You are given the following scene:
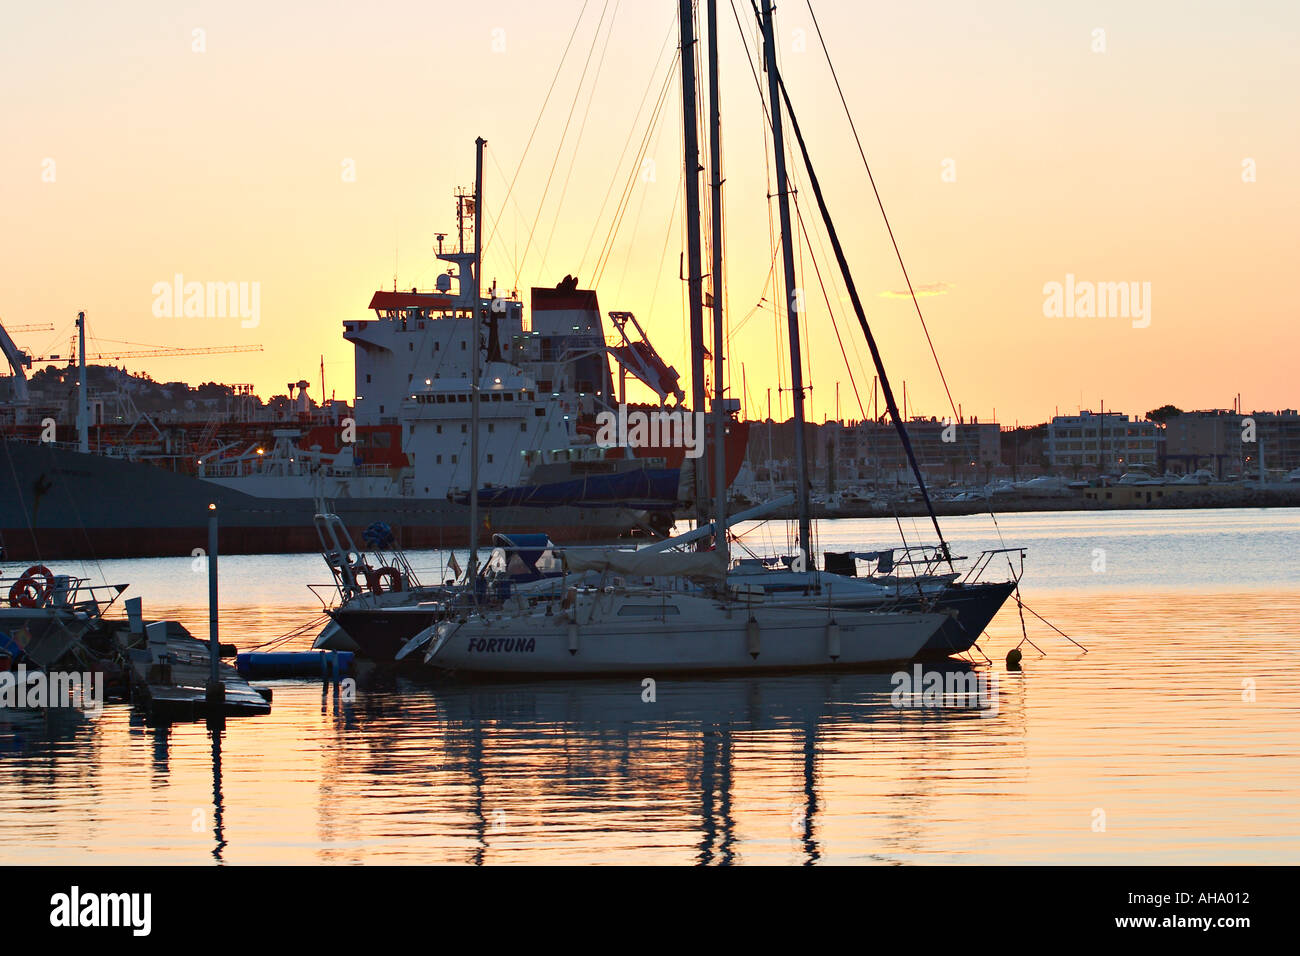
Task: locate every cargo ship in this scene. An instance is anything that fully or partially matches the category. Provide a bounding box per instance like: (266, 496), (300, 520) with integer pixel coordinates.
(0, 193), (748, 560)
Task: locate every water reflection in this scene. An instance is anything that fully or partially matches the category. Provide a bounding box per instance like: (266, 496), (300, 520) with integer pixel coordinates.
(3, 567), (1298, 864)
(307, 663), (1006, 865)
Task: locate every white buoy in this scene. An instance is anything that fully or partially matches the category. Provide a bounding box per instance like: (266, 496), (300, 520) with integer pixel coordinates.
(746, 617), (760, 659)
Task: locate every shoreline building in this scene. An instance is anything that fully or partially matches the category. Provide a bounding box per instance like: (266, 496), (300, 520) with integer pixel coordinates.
(1046, 411), (1158, 472)
(823, 417), (1001, 484)
(1163, 408), (1300, 478)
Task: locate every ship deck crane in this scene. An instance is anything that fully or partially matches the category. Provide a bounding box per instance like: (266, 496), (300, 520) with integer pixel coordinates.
(0, 318), (33, 407)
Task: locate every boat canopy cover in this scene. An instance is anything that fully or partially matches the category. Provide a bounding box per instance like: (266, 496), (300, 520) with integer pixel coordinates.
(563, 548), (727, 582)
(490, 533), (558, 577)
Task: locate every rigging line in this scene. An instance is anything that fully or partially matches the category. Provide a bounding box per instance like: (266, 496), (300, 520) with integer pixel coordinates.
(486, 148), (531, 283)
(577, 14), (678, 276)
(749, 0), (951, 566)
(792, 150), (875, 399)
(792, 196), (866, 424)
(513, 0), (613, 288)
(612, 103), (672, 304)
(591, 48), (678, 286)
(484, 0), (592, 259)
(729, 244), (780, 337)
(537, 0), (624, 279)
(644, 161), (684, 326)
(793, 193), (815, 419)
(804, 0), (959, 424)
(728, 0), (788, 421)
(592, 48), (680, 288)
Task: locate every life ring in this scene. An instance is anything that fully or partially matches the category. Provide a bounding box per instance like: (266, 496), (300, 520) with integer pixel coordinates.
(8, 565), (53, 608)
(363, 566), (402, 595)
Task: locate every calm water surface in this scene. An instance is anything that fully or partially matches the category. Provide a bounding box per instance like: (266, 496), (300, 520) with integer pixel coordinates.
(1, 508), (1297, 864)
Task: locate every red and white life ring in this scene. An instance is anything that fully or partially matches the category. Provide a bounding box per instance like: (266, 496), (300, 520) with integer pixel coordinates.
(8, 565), (54, 608)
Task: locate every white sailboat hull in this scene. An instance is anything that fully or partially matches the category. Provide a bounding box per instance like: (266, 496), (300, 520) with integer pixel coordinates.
(420, 595), (945, 675)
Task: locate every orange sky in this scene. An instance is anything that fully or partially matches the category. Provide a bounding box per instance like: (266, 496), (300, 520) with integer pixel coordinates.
(2, 0), (1296, 426)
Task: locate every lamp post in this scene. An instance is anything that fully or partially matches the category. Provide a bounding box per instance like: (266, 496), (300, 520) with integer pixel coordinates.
(206, 502), (223, 710)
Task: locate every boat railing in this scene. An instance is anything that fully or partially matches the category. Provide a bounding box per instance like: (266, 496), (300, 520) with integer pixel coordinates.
(311, 512), (425, 607)
(0, 571), (127, 617)
(958, 548), (1027, 585)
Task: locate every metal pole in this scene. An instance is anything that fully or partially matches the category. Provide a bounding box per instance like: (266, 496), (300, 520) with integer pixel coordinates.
(468, 137), (485, 586)
(679, 0), (708, 530)
(706, 0), (727, 565)
(760, 0), (811, 566)
(206, 502), (223, 704)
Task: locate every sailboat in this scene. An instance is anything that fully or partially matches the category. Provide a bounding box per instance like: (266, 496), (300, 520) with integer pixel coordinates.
(395, 0), (950, 675)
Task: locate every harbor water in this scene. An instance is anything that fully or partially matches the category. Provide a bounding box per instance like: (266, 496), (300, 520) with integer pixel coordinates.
(1, 508), (1297, 864)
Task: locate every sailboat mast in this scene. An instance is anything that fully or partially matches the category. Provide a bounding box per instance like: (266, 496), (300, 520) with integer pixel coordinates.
(468, 136), (486, 584)
(706, 0), (727, 564)
(679, 0), (709, 531)
(760, 0), (811, 567)
(76, 310), (89, 453)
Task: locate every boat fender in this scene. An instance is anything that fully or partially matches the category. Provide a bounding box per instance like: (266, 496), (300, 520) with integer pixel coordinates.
(746, 617), (760, 659)
(826, 621), (840, 661)
(1006, 647), (1023, 671)
(567, 622), (578, 656)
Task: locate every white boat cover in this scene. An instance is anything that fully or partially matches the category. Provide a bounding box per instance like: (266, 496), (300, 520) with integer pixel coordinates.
(563, 548), (728, 582)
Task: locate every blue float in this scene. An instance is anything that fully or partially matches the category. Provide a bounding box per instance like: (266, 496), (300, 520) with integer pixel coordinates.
(235, 650), (354, 679)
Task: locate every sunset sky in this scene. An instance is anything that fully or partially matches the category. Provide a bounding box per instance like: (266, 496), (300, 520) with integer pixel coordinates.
(2, 0), (1296, 427)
